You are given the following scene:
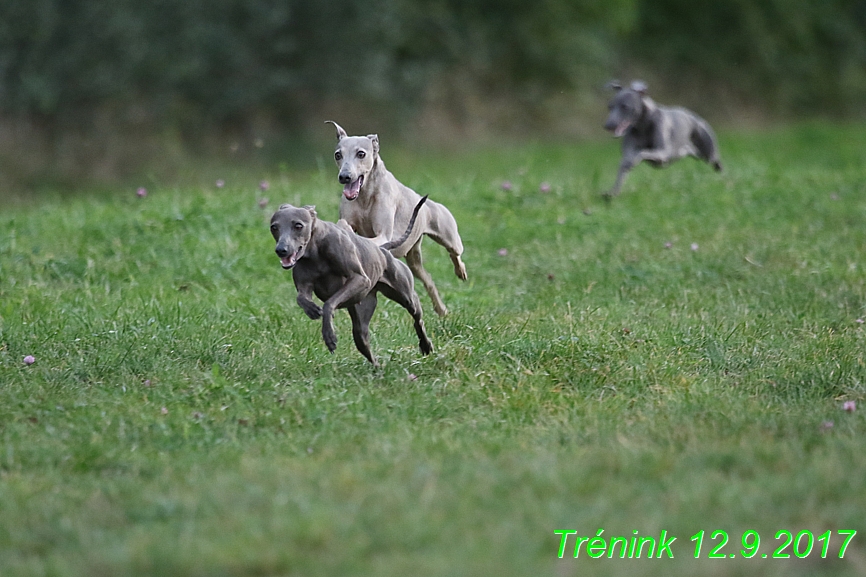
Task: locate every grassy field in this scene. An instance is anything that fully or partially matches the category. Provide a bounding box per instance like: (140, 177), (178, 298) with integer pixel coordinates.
(1, 122), (865, 576)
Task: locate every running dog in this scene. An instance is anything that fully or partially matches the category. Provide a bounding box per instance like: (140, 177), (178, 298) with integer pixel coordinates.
(326, 120), (467, 317)
(604, 80), (722, 197)
(270, 196), (432, 365)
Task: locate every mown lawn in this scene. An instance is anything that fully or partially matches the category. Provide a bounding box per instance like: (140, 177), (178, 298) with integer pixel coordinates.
(1, 122), (865, 576)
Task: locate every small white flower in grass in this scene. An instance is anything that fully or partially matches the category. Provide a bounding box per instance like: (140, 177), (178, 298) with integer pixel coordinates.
(539, 181), (551, 193)
(259, 180), (270, 192)
(500, 180), (513, 191)
(160, 407), (168, 415)
(843, 401), (856, 413)
(690, 242), (699, 251)
(216, 179), (225, 188)
(23, 355), (35, 365)
(820, 420), (834, 431)
(254, 138), (264, 149)
(258, 198), (269, 209)
(856, 319), (864, 324)
(664, 242), (673, 249)
(136, 187), (147, 198)
(498, 248), (508, 256)
(408, 373), (418, 381)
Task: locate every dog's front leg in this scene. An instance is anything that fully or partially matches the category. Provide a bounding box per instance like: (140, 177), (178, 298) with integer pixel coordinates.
(320, 275), (372, 353)
(296, 283), (322, 319)
(607, 155), (639, 197)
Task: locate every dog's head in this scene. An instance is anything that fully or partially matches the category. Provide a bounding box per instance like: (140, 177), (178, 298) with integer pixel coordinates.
(270, 204), (317, 269)
(604, 80), (648, 137)
(326, 121), (379, 201)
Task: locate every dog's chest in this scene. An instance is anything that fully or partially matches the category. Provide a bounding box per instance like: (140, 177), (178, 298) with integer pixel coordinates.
(339, 202), (377, 237)
(628, 121), (656, 150)
(295, 261), (343, 300)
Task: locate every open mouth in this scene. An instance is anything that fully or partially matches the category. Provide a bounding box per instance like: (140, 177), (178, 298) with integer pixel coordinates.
(280, 249), (301, 269)
(343, 175), (363, 200)
(614, 120), (631, 137)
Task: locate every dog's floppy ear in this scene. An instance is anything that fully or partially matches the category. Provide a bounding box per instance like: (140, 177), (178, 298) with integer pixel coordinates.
(631, 80), (648, 95)
(278, 203), (292, 210)
(303, 205), (317, 221)
(607, 80), (622, 92)
(324, 120), (347, 141)
(367, 134), (379, 156)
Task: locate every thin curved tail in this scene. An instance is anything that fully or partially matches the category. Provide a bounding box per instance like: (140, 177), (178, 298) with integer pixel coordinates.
(381, 195), (428, 252)
(692, 121), (721, 169)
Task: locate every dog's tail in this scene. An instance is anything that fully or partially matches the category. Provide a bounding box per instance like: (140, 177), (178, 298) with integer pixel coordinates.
(692, 121), (722, 171)
(381, 195), (428, 252)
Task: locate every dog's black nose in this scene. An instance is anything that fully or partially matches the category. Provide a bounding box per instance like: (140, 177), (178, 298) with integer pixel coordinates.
(275, 245), (288, 258)
(339, 172), (351, 184)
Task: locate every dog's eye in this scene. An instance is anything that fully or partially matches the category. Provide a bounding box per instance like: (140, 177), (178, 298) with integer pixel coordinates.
(357, 150), (366, 159)
(293, 222), (303, 230)
(335, 151), (342, 161)
(270, 224), (278, 233)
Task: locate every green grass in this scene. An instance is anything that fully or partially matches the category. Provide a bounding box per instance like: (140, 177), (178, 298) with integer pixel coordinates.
(1, 122), (865, 576)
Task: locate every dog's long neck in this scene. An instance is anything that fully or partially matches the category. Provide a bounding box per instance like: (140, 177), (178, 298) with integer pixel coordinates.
(302, 216), (322, 260)
(637, 96), (658, 128)
(362, 155), (388, 198)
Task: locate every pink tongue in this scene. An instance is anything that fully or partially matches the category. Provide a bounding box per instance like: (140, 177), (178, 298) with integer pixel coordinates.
(615, 121), (630, 137)
(343, 176), (362, 199)
(280, 252), (298, 268)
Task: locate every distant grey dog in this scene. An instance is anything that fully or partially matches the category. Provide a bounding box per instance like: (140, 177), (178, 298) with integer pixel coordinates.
(270, 195), (432, 365)
(604, 81), (722, 197)
(326, 121), (467, 317)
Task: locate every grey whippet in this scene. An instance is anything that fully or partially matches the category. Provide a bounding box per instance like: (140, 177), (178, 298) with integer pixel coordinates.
(326, 121), (467, 317)
(604, 81), (722, 197)
(271, 195), (432, 365)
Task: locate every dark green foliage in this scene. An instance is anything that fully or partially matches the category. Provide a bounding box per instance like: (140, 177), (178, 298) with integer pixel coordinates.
(631, 0), (866, 113)
(3, 0), (865, 128)
(0, 0), (635, 125)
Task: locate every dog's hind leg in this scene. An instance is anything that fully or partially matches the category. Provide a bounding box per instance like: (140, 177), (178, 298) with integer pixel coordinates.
(426, 208), (468, 281)
(379, 268), (433, 355)
(406, 240), (448, 317)
(428, 234), (467, 281)
(348, 293), (379, 365)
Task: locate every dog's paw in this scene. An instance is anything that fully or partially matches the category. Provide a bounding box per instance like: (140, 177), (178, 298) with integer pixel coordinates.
(303, 304), (323, 320)
(455, 262), (467, 281)
(322, 326), (338, 352)
(419, 337), (433, 356)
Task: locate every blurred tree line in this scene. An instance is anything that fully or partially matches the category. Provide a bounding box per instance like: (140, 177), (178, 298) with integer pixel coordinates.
(0, 0), (633, 125)
(1, 0), (865, 184)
